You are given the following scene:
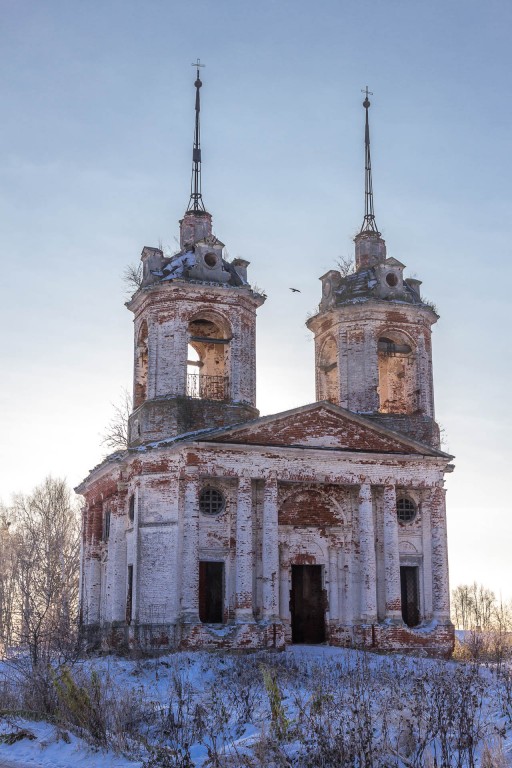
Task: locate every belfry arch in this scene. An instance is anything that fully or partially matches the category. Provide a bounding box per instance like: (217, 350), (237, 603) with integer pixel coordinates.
(318, 335), (339, 404)
(377, 329), (418, 414)
(187, 311), (232, 401)
(134, 320), (148, 409)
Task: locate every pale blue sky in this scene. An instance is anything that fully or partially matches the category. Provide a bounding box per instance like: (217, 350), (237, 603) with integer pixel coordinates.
(1, 0), (511, 597)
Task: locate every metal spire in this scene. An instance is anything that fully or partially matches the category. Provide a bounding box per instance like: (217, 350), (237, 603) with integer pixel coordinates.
(359, 86), (380, 235)
(187, 59), (206, 213)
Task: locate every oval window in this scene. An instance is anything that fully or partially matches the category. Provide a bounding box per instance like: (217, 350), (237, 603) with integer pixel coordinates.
(204, 252), (217, 269)
(386, 272), (399, 287)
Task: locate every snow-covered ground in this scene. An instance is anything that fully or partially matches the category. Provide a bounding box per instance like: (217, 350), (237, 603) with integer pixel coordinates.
(0, 645), (511, 767)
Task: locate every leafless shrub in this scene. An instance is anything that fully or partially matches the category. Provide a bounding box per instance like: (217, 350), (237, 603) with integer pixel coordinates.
(336, 255), (355, 278)
(481, 734), (508, 768)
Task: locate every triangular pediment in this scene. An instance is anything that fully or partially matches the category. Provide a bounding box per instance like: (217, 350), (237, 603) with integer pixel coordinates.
(198, 402), (447, 457)
(385, 257), (405, 268)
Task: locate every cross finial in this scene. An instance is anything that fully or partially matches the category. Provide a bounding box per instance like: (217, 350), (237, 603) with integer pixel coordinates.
(192, 58), (205, 80)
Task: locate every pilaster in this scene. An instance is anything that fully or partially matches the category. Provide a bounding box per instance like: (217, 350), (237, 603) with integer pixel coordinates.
(328, 546), (340, 620)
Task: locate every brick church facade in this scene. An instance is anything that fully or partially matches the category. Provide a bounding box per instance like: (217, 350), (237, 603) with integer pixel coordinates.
(76, 75), (455, 657)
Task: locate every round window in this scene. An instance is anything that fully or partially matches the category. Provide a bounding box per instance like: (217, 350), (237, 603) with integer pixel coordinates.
(204, 252), (217, 269)
(199, 487), (225, 515)
(397, 497), (417, 523)
(386, 272), (399, 287)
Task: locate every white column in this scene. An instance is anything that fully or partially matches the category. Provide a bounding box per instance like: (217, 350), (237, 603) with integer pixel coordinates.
(104, 503), (118, 623)
(421, 493), (433, 619)
(328, 547), (339, 620)
(84, 553), (101, 624)
(336, 550), (345, 623)
(358, 483), (378, 622)
(262, 475), (279, 620)
(235, 476), (254, 621)
(383, 484), (402, 621)
(180, 468), (200, 623)
(430, 485), (451, 621)
(279, 543), (290, 620)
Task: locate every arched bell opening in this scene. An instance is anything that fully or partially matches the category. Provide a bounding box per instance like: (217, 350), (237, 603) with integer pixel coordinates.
(186, 313), (231, 401)
(134, 321), (148, 409)
(318, 335), (339, 404)
(377, 330), (418, 414)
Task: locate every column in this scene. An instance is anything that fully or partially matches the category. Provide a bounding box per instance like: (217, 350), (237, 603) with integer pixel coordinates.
(358, 483), (378, 623)
(383, 484), (402, 621)
(279, 543), (290, 620)
(430, 485), (451, 621)
(421, 492), (433, 619)
(180, 468), (200, 623)
(262, 475), (279, 620)
(84, 504), (102, 624)
(328, 546), (339, 620)
(337, 549), (346, 623)
(84, 553), (101, 625)
(235, 476), (254, 621)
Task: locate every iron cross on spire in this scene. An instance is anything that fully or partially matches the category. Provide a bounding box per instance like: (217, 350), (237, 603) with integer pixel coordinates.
(187, 59), (206, 213)
(359, 85), (380, 235)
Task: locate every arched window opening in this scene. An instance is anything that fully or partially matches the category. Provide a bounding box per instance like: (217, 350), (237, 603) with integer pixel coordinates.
(134, 322), (148, 409)
(102, 508), (111, 542)
(186, 315), (230, 401)
(377, 331), (417, 414)
(318, 336), (338, 404)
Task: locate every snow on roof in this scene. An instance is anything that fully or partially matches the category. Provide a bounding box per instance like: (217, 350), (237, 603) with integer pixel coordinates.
(161, 250), (196, 281)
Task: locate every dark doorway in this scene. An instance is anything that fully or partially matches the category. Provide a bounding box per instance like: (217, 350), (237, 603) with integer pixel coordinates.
(290, 565), (326, 643)
(400, 566), (420, 627)
(199, 561), (224, 623)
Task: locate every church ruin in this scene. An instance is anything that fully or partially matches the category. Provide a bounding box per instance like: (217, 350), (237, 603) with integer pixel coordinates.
(76, 71), (455, 657)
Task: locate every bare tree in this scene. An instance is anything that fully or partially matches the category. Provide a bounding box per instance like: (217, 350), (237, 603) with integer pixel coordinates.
(123, 262), (143, 295)
(0, 505), (18, 650)
(101, 387), (132, 452)
(7, 477), (81, 666)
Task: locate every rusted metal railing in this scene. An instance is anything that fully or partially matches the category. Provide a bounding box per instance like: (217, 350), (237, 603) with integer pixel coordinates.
(186, 373), (229, 401)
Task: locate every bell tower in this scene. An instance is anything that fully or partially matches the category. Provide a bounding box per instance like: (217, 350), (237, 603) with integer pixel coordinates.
(307, 89), (440, 447)
(127, 62), (265, 447)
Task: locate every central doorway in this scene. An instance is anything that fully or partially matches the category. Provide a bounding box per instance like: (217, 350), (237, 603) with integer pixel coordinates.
(199, 561), (224, 623)
(290, 564), (326, 643)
